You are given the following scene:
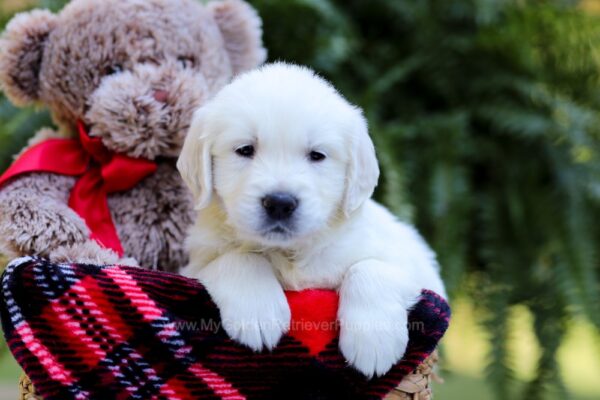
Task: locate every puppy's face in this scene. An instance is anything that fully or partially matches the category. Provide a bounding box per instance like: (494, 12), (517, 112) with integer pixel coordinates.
(178, 64), (380, 248)
(210, 105), (349, 246)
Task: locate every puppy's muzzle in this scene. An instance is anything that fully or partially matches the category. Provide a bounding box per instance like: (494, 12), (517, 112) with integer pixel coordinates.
(262, 192), (298, 221)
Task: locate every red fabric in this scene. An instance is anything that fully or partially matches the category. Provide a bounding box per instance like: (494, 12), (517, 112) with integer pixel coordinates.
(286, 290), (339, 355)
(0, 122), (156, 256)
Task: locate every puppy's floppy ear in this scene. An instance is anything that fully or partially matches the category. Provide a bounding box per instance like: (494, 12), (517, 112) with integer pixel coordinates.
(208, 0), (267, 75)
(0, 9), (57, 105)
(343, 110), (380, 216)
(177, 109), (213, 210)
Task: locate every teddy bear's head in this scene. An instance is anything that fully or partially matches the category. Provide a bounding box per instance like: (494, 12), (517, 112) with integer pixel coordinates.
(0, 0), (266, 159)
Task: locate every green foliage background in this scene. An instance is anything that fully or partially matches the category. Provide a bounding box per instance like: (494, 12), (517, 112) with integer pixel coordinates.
(1, 0), (600, 398)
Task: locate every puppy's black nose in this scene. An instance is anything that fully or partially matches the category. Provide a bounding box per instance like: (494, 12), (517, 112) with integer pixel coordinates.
(262, 193), (298, 220)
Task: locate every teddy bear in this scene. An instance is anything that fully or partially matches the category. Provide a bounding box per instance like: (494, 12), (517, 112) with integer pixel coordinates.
(0, 0), (266, 272)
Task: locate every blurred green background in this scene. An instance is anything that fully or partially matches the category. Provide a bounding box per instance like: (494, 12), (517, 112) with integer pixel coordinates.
(1, 0), (600, 399)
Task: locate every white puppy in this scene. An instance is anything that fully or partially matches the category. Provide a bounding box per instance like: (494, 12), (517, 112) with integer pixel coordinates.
(177, 63), (446, 378)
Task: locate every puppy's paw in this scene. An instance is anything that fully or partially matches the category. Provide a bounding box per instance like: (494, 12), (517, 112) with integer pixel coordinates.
(220, 291), (291, 351)
(192, 252), (291, 352)
(339, 303), (409, 378)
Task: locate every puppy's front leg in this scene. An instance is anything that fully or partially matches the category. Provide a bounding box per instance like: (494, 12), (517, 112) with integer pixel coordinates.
(338, 260), (421, 378)
(184, 252), (290, 351)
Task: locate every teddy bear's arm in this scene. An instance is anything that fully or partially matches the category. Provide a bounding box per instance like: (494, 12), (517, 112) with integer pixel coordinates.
(0, 172), (88, 258)
(0, 170), (126, 265)
(0, 127), (88, 257)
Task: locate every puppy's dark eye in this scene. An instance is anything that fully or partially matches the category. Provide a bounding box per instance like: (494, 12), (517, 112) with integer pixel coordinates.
(309, 151), (326, 162)
(104, 64), (123, 76)
(235, 145), (255, 158)
(178, 56), (196, 69)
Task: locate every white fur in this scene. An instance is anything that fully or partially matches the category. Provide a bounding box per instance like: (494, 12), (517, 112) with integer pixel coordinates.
(178, 63), (446, 378)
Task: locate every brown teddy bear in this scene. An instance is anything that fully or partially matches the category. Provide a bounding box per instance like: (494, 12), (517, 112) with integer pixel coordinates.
(0, 0), (266, 272)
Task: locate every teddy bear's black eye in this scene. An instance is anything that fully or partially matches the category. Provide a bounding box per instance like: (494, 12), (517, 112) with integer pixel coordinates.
(309, 151), (326, 162)
(104, 64), (123, 76)
(177, 56), (196, 69)
(235, 145), (255, 158)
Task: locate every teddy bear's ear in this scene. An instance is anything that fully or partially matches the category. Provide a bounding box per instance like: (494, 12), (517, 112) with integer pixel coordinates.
(208, 0), (267, 75)
(0, 9), (58, 106)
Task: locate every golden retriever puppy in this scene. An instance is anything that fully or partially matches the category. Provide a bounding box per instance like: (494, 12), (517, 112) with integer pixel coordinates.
(178, 63), (446, 377)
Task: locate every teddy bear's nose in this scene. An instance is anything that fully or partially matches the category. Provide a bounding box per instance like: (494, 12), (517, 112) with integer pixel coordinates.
(152, 90), (169, 103)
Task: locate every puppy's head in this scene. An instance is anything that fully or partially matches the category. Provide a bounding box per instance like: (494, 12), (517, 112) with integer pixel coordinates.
(178, 63), (379, 247)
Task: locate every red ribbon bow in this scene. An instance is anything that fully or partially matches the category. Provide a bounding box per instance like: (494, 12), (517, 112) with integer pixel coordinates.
(0, 122), (157, 256)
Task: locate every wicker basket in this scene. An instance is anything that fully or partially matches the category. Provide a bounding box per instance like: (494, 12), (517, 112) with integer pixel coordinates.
(384, 351), (440, 400)
(19, 351), (440, 399)
(19, 373), (41, 400)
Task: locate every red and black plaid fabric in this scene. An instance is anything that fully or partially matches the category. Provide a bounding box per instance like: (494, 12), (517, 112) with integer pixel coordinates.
(0, 257), (450, 400)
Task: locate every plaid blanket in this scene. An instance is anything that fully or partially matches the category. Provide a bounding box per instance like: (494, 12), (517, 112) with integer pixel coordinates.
(0, 257), (450, 400)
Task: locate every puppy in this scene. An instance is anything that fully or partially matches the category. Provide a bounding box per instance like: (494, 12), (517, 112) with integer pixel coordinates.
(177, 63), (446, 377)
